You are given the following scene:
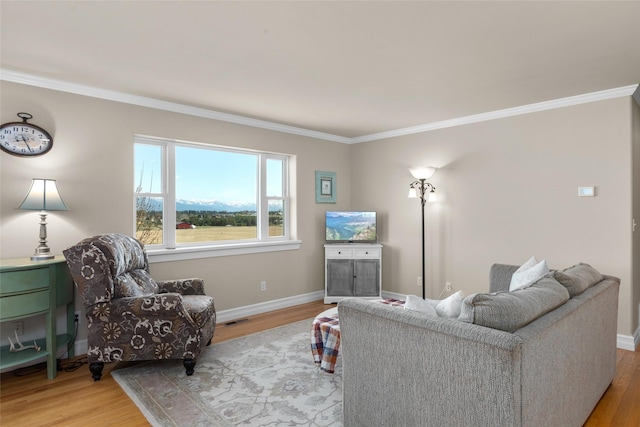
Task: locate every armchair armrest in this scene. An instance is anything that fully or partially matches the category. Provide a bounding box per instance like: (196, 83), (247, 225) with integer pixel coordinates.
(157, 278), (205, 295)
(92, 293), (198, 328)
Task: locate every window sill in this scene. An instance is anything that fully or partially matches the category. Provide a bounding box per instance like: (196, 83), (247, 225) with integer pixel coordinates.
(147, 240), (302, 263)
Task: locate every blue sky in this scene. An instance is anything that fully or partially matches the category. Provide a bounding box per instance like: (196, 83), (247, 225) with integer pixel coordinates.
(134, 143), (282, 203)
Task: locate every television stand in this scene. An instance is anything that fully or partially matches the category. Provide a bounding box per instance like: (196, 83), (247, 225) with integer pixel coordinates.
(324, 243), (382, 304)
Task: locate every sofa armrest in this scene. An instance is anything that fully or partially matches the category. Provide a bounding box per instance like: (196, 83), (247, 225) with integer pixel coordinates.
(489, 263), (519, 292)
(157, 278), (205, 295)
(338, 298), (524, 427)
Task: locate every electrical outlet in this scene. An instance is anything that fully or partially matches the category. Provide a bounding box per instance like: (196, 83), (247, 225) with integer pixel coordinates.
(75, 311), (82, 327)
(417, 276), (422, 287)
(260, 281), (267, 291)
(12, 321), (24, 336)
(445, 282), (452, 292)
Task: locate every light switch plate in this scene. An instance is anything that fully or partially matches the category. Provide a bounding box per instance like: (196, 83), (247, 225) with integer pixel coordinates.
(578, 187), (595, 197)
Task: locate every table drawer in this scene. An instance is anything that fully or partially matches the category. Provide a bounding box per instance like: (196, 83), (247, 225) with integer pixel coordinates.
(326, 248), (354, 258)
(0, 268), (49, 295)
(0, 289), (50, 319)
(354, 248), (381, 258)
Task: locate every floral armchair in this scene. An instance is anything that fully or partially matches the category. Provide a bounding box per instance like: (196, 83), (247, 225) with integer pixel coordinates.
(63, 233), (216, 381)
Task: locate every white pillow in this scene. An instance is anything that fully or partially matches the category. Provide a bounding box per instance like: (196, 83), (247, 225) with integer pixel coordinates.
(404, 295), (437, 316)
(435, 290), (465, 318)
(509, 258), (549, 291)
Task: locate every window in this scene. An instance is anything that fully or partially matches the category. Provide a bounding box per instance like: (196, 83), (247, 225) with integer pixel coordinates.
(134, 135), (297, 261)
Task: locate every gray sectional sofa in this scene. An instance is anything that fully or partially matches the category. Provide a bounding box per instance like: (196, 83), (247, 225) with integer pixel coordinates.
(338, 263), (620, 427)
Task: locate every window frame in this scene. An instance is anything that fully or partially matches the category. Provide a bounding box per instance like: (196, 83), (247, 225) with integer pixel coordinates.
(134, 135), (300, 263)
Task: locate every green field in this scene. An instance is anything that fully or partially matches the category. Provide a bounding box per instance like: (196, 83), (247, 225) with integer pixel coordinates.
(137, 225), (283, 245)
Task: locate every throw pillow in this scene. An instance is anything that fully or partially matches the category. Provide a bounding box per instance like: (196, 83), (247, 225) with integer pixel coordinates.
(459, 275), (570, 332)
(435, 290), (465, 318)
(554, 263), (604, 297)
(404, 295), (437, 316)
(509, 258), (549, 291)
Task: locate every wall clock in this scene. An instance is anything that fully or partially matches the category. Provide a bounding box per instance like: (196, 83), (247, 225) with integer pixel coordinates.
(1, 112), (53, 157)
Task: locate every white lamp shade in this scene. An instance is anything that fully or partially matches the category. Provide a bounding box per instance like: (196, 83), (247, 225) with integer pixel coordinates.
(408, 187), (418, 198)
(409, 166), (437, 180)
(427, 190), (437, 203)
(19, 179), (69, 211)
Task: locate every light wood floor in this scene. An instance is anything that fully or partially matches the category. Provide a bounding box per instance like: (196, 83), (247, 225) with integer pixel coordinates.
(1, 299), (638, 427)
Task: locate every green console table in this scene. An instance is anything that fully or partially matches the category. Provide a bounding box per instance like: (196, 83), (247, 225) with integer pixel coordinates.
(0, 256), (75, 379)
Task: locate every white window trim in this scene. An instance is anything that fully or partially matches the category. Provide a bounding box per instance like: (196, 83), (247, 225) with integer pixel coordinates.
(134, 134), (297, 260)
(147, 239), (302, 263)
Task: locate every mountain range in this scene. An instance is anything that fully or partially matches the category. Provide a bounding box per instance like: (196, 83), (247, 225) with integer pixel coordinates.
(142, 198), (257, 212)
(176, 199), (256, 212)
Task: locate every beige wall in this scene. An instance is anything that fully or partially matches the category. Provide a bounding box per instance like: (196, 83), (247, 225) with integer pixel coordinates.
(0, 82), (352, 346)
(351, 97), (637, 336)
(1, 81), (637, 345)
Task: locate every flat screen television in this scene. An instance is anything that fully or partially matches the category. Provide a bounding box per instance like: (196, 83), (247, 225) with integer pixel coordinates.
(325, 211), (377, 243)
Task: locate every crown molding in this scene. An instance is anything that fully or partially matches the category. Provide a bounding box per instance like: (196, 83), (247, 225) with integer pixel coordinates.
(2, 69), (637, 144)
(350, 84), (639, 143)
(0, 69), (351, 144)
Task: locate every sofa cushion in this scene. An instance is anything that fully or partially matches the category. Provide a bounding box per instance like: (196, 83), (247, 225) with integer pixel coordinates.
(509, 257), (549, 291)
(459, 275), (570, 332)
(554, 263), (604, 297)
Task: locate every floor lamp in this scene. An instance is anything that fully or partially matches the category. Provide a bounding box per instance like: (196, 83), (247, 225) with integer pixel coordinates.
(408, 167), (437, 299)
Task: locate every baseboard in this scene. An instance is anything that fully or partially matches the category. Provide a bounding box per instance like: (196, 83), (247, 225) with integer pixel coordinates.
(65, 292), (325, 359)
(617, 334), (636, 351)
(215, 290), (325, 324)
(67, 291), (640, 358)
(74, 338), (88, 356)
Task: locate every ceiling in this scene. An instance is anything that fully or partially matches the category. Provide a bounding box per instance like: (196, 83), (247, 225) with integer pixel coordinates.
(1, 1), (639, 141)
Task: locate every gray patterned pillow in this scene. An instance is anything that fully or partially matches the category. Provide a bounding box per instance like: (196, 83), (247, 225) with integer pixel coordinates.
(459, 275), (570, 332)
(553, 263), (603, 297)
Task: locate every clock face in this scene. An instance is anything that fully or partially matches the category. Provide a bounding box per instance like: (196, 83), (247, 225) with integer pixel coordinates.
(0, 122), (53, 157)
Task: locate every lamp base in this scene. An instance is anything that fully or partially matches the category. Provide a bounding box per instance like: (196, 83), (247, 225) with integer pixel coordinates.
(30, 253), (55, 261)
(31, 245), (54, 261)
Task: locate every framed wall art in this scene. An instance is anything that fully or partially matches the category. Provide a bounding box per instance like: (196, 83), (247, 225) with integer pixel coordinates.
(315, 171), (336, 204)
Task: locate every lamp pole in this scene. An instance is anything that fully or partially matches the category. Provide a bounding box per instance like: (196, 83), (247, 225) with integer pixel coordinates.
(409, 178), (436, 299)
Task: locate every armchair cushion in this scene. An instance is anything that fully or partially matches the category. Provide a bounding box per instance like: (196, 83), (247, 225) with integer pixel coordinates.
(114, 269), (159, 298)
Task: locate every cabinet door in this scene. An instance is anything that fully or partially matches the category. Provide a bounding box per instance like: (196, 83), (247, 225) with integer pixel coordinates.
(326, 259), (354, 296)
(353, 259), (379, 296)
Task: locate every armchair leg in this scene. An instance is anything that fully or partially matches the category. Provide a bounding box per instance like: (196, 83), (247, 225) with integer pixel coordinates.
(89, 362), (104, 381)
(183, 358), (196, 376)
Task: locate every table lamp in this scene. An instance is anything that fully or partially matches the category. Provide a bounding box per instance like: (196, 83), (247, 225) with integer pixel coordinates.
(19, 178), (69, 260)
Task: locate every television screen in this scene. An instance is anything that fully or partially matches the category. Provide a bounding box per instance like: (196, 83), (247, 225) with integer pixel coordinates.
(325, 211), (377, 243)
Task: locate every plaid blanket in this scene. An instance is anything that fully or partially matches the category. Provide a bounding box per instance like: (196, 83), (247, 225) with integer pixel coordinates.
(310, 298), (405, 373)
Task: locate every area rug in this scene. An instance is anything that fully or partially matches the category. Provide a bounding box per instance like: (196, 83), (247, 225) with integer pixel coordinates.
(112, 319), (342, 427)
